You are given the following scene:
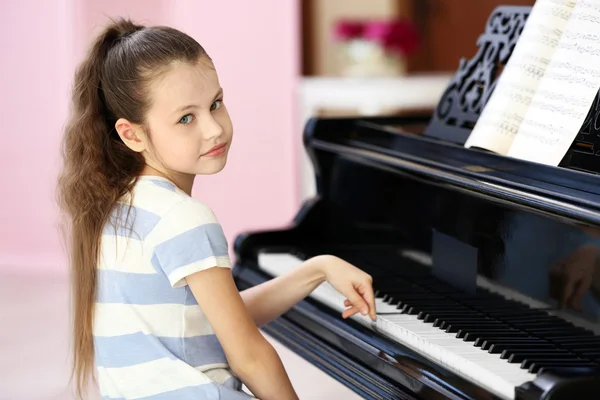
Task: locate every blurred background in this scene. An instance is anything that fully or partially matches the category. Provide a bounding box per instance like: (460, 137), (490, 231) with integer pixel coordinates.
(0, 0), (533, 398)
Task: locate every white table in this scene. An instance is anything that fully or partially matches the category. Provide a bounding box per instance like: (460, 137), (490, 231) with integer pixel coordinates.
(297, 74), (453, 201)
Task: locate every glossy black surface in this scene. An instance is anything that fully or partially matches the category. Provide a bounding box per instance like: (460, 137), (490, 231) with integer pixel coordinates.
(306, 115), (600, 332)
(233, 114), (600, 399)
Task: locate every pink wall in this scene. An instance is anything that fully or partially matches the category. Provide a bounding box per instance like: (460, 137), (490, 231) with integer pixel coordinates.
(0, 0), (73, 271)
(0, 0), (301, 273)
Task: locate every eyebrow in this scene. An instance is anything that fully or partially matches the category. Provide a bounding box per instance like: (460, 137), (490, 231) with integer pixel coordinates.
(174, 88), (224, 114)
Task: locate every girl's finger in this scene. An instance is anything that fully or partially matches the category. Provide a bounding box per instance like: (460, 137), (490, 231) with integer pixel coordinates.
(345, 288), (368, 316)
(342, 306), (360, 319)
(357, 281), (377, 320)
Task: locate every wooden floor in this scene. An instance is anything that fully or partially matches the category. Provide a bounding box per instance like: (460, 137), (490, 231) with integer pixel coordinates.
(0, 271), (363, 400)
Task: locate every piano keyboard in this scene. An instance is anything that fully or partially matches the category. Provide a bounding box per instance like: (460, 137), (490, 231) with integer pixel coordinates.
(257, 252), (600, 400)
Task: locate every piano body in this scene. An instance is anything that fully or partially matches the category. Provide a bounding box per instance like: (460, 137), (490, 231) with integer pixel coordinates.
(232, 6), (600, 400)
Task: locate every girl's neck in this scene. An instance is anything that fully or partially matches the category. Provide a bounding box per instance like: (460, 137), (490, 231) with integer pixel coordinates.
(140, 165), (195, 195)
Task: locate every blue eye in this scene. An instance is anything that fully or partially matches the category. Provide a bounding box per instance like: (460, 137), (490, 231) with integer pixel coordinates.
(211, 99), (223, 111)
(179, 114), (193, 124)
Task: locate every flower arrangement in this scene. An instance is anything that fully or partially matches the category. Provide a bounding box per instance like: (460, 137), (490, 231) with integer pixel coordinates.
(333, 19), (421, 77)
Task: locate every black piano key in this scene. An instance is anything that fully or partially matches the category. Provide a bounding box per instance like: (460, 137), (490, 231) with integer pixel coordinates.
(462, 331), (529, 342)
(525, 359), (598, 368)
(385, 295), (447, 303)
(579, 352), (600, 361)
(520, 328), (587, 336)
(485, 339), (552, 348)
(403, 306), (419, 315)
(380, 294), (393, 302)
(445, 318), (510, 328)
(439, 319), (514, 332)
(537, 366), (600, 376)
(408, 305), (470, 314)
(544, 333), (597, 341)
(515, 327), (580, 334)
(548, 336), (600, 344)
(454, 325), (516, 336)
(421, 306), (470, 314)
(506, 351), (571, 363)
(433, 319), (503, 329)
(456, 326), (515, 336)
(557, 343), (600, 352)
(434, 318), (495, 329)
(485, 310), (549, 318)
(418, 310), (481, 320)
(479, 338), (543, 350)
(389, 300), (458, 310)
(456, 328), (513, 339)
(508, 320), (579, 328)
(424, 313), (481, 323)
(490, 343), (555, 354)
(527, 360), (599, 374)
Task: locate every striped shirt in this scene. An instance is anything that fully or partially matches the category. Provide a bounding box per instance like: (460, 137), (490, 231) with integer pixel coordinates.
(94, 175), (254, 400)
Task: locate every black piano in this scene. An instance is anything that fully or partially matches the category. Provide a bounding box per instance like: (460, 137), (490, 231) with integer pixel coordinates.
(232, 6), (600, 399)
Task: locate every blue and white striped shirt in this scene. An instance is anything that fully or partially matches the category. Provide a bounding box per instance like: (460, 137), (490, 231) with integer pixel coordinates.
(94, 175), (253, 400)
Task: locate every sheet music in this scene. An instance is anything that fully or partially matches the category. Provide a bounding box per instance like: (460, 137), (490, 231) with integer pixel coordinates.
(464, 0), (575, 155)
(508, 0), (600, 165)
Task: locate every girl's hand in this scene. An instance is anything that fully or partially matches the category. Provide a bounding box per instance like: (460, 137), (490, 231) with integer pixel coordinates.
(315, 255), (377, 321)
(549, 244), (598, 311)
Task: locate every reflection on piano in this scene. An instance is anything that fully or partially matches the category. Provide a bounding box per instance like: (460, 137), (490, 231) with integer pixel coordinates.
(232, 5), (600, 400)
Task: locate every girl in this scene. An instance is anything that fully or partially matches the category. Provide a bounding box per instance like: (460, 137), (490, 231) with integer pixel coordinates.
(57, 18), (377, 400)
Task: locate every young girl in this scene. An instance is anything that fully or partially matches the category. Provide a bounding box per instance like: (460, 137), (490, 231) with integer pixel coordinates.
(57, 18), (377, 400)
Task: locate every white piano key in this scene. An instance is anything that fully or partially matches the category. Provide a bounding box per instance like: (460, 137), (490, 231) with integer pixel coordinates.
(257, 252), (539, 400)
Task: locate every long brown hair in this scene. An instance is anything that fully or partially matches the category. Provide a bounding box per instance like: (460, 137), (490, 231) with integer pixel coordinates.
(56, 18), (207, 398)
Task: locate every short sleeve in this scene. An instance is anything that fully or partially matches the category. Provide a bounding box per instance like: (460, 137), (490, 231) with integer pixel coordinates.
(149, 197), (231, 288)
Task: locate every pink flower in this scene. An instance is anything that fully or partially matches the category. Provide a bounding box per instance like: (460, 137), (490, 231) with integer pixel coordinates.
(333, 20), (365, 41)
(363, 19), (420, 56)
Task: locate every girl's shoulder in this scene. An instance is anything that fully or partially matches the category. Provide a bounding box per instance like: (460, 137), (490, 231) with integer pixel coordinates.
(131, 175), (218, 221)
(131, 177), (229, 288)
(130, 175), (223, 235)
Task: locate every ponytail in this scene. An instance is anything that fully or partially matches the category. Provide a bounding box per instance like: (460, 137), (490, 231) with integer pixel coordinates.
(57, 19), (145, 398)
(56, 18), (207, 398)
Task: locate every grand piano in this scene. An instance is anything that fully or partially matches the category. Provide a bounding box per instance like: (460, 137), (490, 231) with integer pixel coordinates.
(232, 6), (600, 399)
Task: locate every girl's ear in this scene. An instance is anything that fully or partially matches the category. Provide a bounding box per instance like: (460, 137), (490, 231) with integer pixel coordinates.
(115, 118), (147, 152)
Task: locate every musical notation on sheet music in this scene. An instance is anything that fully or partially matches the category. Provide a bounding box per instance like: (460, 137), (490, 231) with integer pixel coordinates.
(464, 0), (575, 155)
(508, 0), (600, 164)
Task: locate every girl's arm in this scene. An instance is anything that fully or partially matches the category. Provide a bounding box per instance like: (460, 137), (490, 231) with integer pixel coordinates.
(187, 267), (298, 400)
(240, 255), (376, 327)
(152, 199), (298, 398)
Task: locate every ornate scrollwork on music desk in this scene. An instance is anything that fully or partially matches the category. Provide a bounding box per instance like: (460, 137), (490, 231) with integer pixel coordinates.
(559, 90), (600, 173)
(424, 6), (531, 144)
